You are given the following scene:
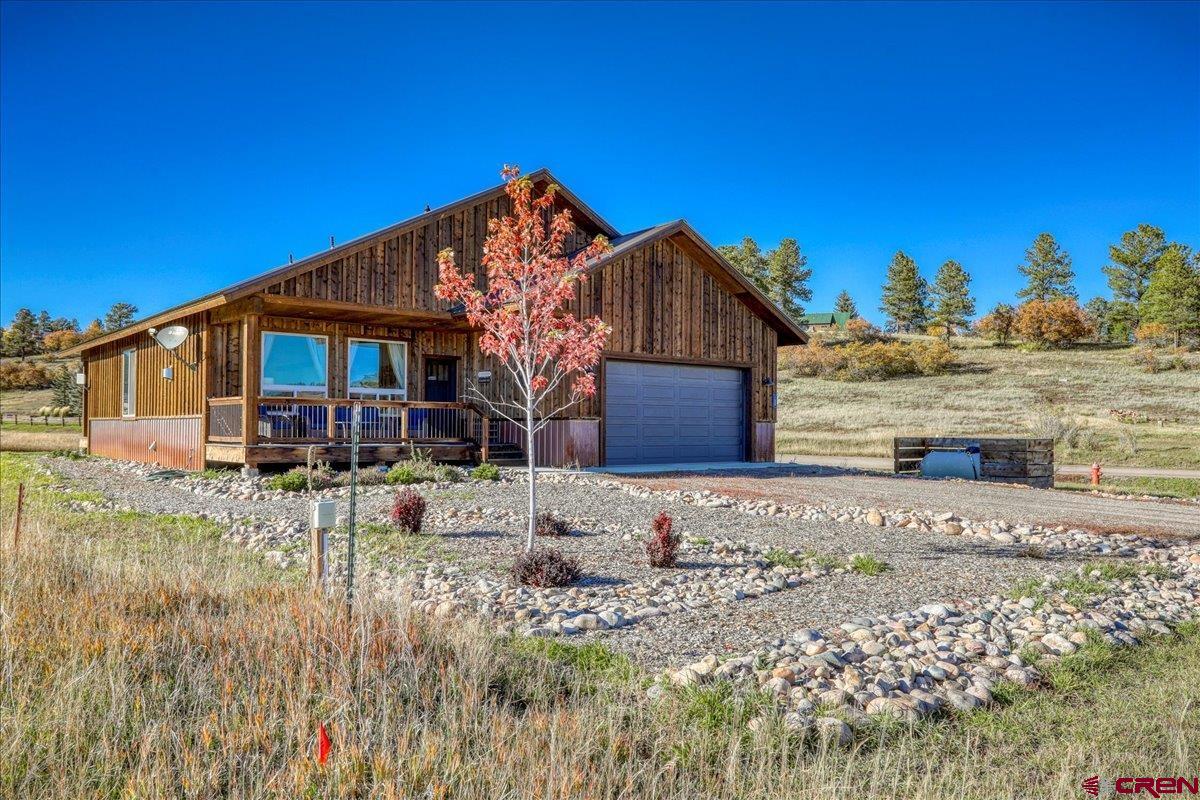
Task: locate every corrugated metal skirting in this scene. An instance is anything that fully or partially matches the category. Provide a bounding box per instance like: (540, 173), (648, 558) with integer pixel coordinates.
(89, 417), (203, 470)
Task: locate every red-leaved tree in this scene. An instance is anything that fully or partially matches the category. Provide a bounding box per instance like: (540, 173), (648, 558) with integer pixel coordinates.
(435, 165), (611, 551)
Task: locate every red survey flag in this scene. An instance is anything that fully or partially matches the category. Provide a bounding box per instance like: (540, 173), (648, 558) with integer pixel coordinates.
(317, 723), (331, 765)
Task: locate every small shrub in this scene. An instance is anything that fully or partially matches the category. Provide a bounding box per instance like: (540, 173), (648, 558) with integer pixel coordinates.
(1013, 299), (1093, 348)
(1134, 322), (1170, 348)
(849, 554), (890, 576)
(335, 467), (388, 487)
(645, 511), (680, 568)
(1117, 425), (1139, 457)
(386, 465), (419, 485)
(390, 488), (427, 534)
(783, 338), (956, 382)
(1073, 427), (1101, 452)
(434, 465), (461, 483)
(911, 340), (955, 375)
(511, 547), (581, 587)
(1130, 347), (1160, 374)
(265, 469), (309, 492)
(535, 512), (571, 537)
(845, 317), (886, 342)
(471, 462), (501, 481)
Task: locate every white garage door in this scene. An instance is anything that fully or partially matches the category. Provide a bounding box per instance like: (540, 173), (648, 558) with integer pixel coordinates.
(604, 360), (745, 465)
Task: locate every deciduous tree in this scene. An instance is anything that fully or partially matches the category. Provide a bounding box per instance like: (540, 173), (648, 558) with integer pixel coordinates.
(929, 259), (976, 337)
(974, 303), (1016, 344)
(1014, 299), (1093, 348)
(435, 165), (611, 551)
(879, 251), (927, 332)
(1017, 233), (1076, 302)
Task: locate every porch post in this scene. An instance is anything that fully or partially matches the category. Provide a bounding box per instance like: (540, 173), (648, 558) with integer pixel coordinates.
(242, 313), (260, 447)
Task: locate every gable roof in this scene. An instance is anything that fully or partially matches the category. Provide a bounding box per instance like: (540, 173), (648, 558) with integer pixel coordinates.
(63, 171), (805, 354)
(63, 169), (616, 356)
(584, 220), (807, 345)
(797, 312), (853, 328)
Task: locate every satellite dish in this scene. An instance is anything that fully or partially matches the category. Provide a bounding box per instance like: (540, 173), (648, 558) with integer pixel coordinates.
(150, 325), (189, 351)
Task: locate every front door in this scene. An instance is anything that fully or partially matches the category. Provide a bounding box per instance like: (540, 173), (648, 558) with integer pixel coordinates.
(424, 357), (458, 401)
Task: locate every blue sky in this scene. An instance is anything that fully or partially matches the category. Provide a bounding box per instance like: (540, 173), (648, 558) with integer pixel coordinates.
(2, 1), (1197, 327)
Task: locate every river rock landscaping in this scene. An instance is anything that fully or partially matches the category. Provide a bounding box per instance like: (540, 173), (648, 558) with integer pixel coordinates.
(40, 455), (1197, 718)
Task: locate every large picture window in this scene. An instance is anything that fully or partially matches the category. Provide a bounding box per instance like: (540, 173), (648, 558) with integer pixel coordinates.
(121, 347), (136, 417)
(348, 339), (408, 400)
(261, 332), (328, 397)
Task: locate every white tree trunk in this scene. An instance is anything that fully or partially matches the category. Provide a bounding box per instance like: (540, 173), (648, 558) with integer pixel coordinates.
(525, 400), (537, 552)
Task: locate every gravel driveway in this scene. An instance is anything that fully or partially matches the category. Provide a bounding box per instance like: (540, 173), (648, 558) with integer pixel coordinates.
(616, 465), (1200, 539)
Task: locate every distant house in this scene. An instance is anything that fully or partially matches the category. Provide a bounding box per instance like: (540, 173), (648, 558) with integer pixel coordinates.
(63, 169), (806, 471)
(797, 312), (854, 331)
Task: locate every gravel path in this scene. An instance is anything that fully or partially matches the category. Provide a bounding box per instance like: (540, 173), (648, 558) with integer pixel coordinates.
(618, 466), (1200, 539)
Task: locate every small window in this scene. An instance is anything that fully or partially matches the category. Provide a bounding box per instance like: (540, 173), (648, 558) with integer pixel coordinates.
(121, 348), (137, 417)
(348, 339), (408, 400)
(261, 332), (328, 398)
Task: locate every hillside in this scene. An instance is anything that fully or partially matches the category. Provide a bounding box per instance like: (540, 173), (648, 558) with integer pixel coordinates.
(776, 338), (1200, 470)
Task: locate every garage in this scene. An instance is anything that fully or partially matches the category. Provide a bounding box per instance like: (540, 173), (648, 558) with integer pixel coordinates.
(604, 360), (745, 465)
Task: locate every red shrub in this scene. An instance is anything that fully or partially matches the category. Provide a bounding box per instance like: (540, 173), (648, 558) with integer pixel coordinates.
(535, 511), (571, 537)
(645, 511), (680, 568)
(389, 488), (427, 534)
(511, 547), (581, 587)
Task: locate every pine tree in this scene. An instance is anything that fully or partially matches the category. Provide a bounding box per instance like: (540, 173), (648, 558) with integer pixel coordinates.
(1103, 224), (1165, 322)
(764, 238), (812, 319)
(1140, 244), (1200, 347)
(717, 237), (770, 294)
(879, 251), (928, 332)
(103, 302), (139, 331)
(1017, 233), (1076, 301)
(50, 365), (82, 414)
(1, 308), (43, 358)
(834, 290), (857, 316)
(929, 260), (976, 336)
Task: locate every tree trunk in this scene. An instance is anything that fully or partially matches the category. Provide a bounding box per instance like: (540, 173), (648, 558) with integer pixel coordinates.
(525, 402), (537, 552)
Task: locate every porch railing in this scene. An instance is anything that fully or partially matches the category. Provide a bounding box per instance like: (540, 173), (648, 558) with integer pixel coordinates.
(207, 396), (243, 442)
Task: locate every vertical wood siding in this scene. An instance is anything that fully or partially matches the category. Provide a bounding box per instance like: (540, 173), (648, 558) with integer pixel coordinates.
(85, 313), (205, 419)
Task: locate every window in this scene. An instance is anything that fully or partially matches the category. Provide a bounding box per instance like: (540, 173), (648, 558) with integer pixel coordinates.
(121, 348), (136, 417)
(261, 332), (328, 397)
(347, 338), (408, 400)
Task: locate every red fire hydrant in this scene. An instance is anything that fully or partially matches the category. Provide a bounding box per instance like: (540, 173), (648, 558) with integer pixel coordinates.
(1091, 462), (1102, 487)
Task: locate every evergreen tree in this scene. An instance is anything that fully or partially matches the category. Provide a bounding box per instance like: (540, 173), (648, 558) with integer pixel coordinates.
(1, 308), (43, 358)
(834, 290), (857, 316)
(1017, 233), (1076, 301)
(1140, 244), (1200, 346)
(717, 237), (770, 294)
(879, 251), (928, 332)
(1085, 297), (1136, 343)
(50, 365), (82, 414)
(1103, 224), (1166, 323)
(103, 302), (139, 331)
(929, 259), (976, 336)
(764, 237), (812, 318)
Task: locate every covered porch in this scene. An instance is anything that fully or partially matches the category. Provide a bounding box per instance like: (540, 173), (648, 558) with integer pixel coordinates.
(200, 295), (513, 468)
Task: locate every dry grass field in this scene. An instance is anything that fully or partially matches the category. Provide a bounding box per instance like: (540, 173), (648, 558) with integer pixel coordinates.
(777, 338), (1200, 470)
(2, 451), (1197, 799)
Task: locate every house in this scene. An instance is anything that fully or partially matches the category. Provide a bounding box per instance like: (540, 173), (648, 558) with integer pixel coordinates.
(796, 312), (854, 331)
(63, 170), (806, 471)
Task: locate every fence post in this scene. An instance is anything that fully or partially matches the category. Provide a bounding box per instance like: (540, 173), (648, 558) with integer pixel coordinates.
(11, 482), (25, 551)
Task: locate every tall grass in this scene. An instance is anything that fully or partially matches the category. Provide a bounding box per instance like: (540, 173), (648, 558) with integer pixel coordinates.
(2, 452), (1196, 799)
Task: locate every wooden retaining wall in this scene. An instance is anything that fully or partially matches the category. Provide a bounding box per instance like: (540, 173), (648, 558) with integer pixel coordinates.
(893, 437), (1054, 489)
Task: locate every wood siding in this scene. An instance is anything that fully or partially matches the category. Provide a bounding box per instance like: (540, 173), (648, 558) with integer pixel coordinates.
(260, 190), (601, 313)
(85, 312), (205, 419)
